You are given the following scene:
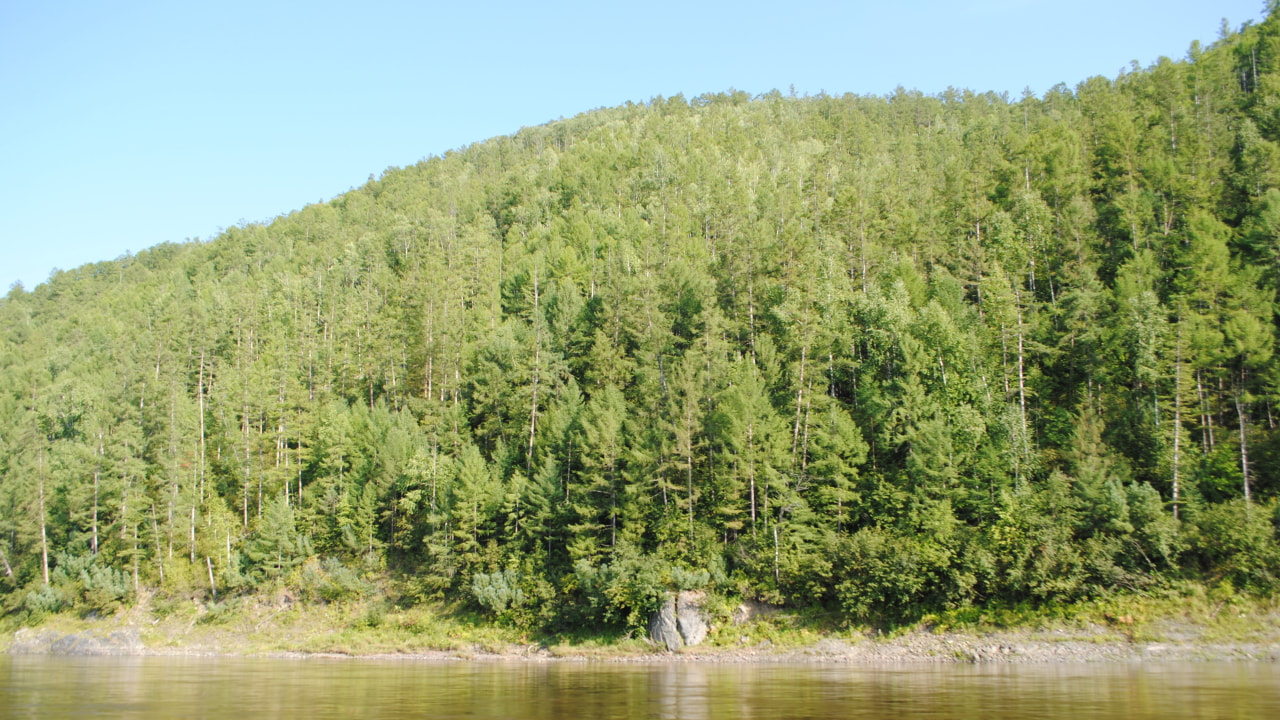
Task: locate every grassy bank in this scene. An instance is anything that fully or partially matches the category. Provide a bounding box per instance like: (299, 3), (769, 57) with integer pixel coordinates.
(4, 582), (1279, 661)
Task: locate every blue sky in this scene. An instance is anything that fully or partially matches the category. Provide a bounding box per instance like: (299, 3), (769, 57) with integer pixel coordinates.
(0, 1), (1266, 291)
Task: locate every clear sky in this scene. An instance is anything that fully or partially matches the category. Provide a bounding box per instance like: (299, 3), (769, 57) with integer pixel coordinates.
(0, 1), (1267, 291)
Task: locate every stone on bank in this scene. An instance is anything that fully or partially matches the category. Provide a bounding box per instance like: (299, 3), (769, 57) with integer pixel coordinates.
(649, 590), (710, 651)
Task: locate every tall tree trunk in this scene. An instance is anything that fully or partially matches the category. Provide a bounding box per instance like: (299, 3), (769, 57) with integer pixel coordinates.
(189, 503), (197, 564)
(38, 447), (49, 586)
(132, 523), (139, 592)
(527, 268), (541, 478)
(1015, 287), (1029, 459)
(150, 504), (164, 583)
(93, 431), (102, 555)
(748, 420), (757, 531)
(1236, 369), (1252, 503)
(792, 343), (808, 458)
(198, 348), (207, 505)
(1172, 319), (1183, 519)
(773, 524), (780, 583)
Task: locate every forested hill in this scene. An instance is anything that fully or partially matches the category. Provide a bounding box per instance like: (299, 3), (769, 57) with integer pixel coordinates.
(6, 14), (1280, 629)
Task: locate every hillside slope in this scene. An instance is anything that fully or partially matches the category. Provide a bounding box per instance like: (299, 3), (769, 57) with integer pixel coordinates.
(5, 14), (1280, 631)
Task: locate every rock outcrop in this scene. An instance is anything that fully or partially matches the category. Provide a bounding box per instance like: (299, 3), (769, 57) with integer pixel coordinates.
(8, 627), (144, 656)
(649, 597), (683, 651)
(730, 598), (783, 625)
(649, 590), (711, 650)
(675, 591), (709, 646)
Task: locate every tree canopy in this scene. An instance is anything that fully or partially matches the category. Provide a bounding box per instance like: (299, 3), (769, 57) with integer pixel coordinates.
(6, 14), (1280, 628)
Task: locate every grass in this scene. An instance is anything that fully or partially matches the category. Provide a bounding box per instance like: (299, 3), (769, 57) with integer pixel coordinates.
(75, 592), (525, 656)
(210, 600), (527, 655)
(915, 581), (1280, 644)
(5, 580), (1279, 658)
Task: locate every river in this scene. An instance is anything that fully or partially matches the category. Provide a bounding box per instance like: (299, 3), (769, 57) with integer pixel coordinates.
(2, 656), (1278, 718)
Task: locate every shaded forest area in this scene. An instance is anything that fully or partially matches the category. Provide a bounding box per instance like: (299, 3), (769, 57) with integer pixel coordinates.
(6, 12), (1280, 632)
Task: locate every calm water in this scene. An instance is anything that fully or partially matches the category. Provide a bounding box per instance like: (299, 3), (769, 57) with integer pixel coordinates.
(2, 656), (1279, 719)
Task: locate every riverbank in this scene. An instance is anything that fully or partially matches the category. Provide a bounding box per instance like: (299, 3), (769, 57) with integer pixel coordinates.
(4, 589), (1280, 664)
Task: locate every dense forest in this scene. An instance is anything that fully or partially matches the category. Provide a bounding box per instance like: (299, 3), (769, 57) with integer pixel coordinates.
(6, 12), (1280, 632)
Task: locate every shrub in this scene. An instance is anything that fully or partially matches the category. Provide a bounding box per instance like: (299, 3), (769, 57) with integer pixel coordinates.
(1187, 499), (1280, 592)
(835, 527), (954, 624)
(296, 557), (374, 603)
(471, 569), (525, 614)
(47, 552), (132, 613)
(572, 544), (667, 630)
(23, 584), (66, 617)
(669, 566), (711, 591)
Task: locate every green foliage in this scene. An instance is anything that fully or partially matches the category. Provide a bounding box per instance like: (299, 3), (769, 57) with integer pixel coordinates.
(245, 493), (310, 579)
(19, 553), (133, 619)
(470, 569), (525, 615)
(1186, 499), (1280, 591)
(50, 553), (132, 613)
(5, 10), (1280, 630)
(22, 584), (66, 618)
(835, 526), (958, 624)
(572, 544), (668, 630)
(297, 557), (375, 603)
(669, 566), (711, 591)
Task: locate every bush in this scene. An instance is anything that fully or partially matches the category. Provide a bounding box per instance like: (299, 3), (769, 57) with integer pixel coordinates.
(354, 600), (388, 629)
(47, 553), (132, 613)
(1186, 499), (1280, 592)
(572, 544), (667, 630)
(1125, 482), (1183, 569)
(471, 569), (525, 614)
(296, 557), (374, 603)
(669, 566), (711, 591)
(195, 599), (239, 625)
(835, 527), (955, 624)
(23, 584), (66, 617)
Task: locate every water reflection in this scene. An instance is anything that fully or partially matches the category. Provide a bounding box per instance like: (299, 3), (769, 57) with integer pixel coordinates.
(1, 655), (1278, 719)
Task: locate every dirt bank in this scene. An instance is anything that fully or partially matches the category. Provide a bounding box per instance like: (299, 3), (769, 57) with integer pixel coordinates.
(8, 617), (1280, 664)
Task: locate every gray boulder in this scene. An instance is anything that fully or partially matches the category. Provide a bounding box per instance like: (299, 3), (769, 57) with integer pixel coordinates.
(649, 590), (712, 650)
(675, 590), (709, 646)
(649, 596), (683, 650)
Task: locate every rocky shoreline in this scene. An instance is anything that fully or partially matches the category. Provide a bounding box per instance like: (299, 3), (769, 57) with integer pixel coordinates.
(8, 624), (1279, 664)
